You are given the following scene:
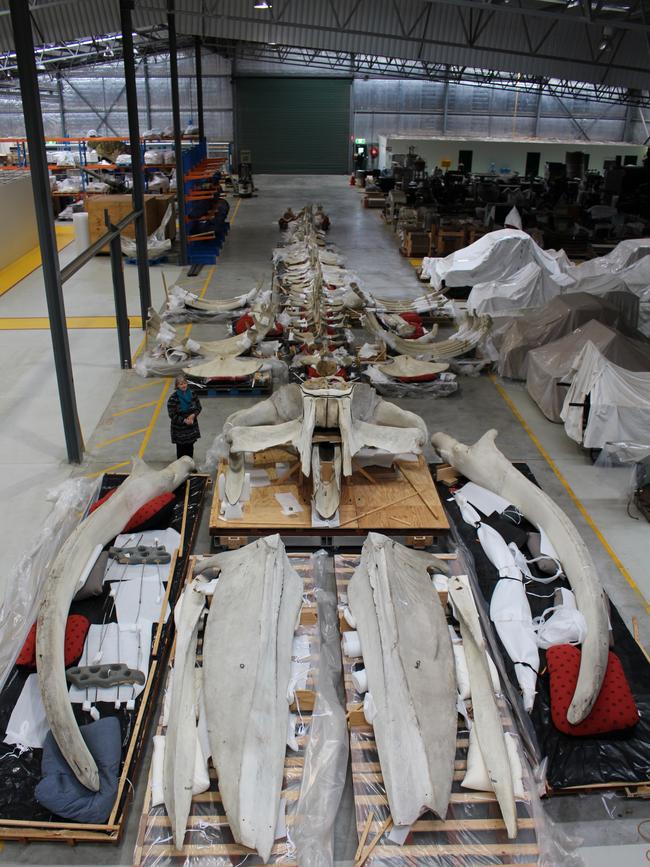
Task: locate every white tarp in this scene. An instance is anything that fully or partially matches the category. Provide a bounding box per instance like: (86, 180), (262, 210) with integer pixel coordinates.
(421, 228), (572, 291)
(561, 341), (650, 448)
(451, 234), (650, 320)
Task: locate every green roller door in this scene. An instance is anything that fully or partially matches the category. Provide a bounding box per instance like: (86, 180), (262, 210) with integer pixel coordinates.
(235, 77), (351, 173)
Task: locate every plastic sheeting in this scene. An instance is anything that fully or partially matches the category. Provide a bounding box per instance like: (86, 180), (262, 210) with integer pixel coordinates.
(421, 228), (572, 291)
(527, 320), (650, 422)
(293, 551), (348, 867)
(136, 551), (344, 866)
(498, 293), (630, 380)
(0, 476), (100, 694)
(561, 341), (650, 448)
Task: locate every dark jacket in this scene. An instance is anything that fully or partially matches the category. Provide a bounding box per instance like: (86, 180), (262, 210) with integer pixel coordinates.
(167, 389), (202, 445)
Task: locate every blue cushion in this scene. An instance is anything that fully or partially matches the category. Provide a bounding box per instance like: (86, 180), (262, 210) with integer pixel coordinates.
(35, 717), (121, 823)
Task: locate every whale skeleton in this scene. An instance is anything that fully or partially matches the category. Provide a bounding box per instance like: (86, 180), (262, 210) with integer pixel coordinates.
(220, 379), (428, 516)
(431, 429), (609, 725)
(447, 574), (518, 838)
(348, 534), (457, 825)
(36, 456), (194, 791)
(197, 536), (303, 862)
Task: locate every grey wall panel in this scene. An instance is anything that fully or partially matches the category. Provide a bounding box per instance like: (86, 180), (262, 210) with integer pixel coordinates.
(236, 77), (350, 172)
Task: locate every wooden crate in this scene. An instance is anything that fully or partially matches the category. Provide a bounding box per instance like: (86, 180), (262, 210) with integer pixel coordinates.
(334, 554), (541, 865)
(86, 193), (176, 252)
(133, 553), (320, 867)
(436, 228), (467, 256)
(0, 474), (208, 844)
(209, 451), (449, 539)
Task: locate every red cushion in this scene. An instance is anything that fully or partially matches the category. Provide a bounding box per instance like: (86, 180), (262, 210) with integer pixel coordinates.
(16, 615), (90, 669)
(235, 313), (255, 334)
(397, 373), (439, 383)
(123, 492), (175, 532)
(399, 312), (422, 326)
(267, 322), (284, 337)
(89, 489), (176, 532)
(399, 312), (425, 339)
(547, 645), (639, 736)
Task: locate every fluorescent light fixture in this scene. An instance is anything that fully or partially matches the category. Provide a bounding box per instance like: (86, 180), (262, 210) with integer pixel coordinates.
(254, 1), (271, 8)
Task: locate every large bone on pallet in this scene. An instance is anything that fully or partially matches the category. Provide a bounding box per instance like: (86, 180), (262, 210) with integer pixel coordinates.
(432, 429), (609, 725)
(347, 533), (456, 825)
(200, 535), (303, 863)
(36, 456), (194, 792)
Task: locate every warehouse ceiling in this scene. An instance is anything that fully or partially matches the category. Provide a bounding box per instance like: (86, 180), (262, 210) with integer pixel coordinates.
(0, 0), (649, 93)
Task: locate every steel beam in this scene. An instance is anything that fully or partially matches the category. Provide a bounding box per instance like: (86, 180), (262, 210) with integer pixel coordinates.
(442, 76), (449, 134)
(56, 71), (66, 137)
(120, 0), (151, 328)
(169, 0), (188, 265)
(105, 210), (132, 370)
(195, 35), (205, 141)
(143, 55), (153, 130)
(534, 84), (543, 137)
(9, 0), (83, 463)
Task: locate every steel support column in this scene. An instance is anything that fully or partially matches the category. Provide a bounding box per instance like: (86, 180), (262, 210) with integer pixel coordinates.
(442, 77), (450, 134)
(9, 0), (83, 463)
(105, 210), (132, 370)
(120, 0), (151, 327)
(56, 72), (67, 137)
(195, 35), (205, 141)
(143, 55), (153, 131)
(169, 0), (188, 265)
(534, 84), (543, 137)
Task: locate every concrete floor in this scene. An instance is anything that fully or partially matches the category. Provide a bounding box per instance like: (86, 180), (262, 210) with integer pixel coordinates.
(0, 175), (648, 865)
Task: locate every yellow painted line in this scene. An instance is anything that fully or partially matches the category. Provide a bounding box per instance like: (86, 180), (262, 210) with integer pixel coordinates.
(0, 226), (73, 298)
(126, 379), (166, 392)
(0, 314), (142, 330)
(132, 333), (146, 362)
(408, 257), (423, 267)
(490, 373), (650, 613)
(110, 400), (158, 418)
(137, 379), (172, 457)
(95, 426), (148, 450)
(230, 197), (242, 225)
(85, 460), (131, 479)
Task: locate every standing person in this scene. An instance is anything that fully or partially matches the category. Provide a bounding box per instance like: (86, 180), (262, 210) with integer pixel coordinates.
(167, 374), (202, 459)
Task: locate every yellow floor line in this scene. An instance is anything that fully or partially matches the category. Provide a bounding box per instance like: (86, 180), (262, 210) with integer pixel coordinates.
(126, 379), (166, 392)
(132, 334), (146, 362)
(0, 314), (142, 330)
(137, 379), (172, 457)
(110, 400), (158, 418)
(95, 426), (148, 450)
(0, 226), (74, 298)
(490, 373), (650, 613)
(85, 460), (131, 479)
(230, 197), (242, 225)
(408, 257), (423, 267)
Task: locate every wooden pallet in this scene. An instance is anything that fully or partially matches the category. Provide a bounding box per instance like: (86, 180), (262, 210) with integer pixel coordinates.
(133, 553), (319, 866)
(210, 450), (449, 543)
(0, 474), (208, 845)
(334, 554), (541, 866)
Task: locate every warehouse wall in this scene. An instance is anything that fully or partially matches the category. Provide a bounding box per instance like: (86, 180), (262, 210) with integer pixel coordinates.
(381, 137), (646, 175)
(0, 48), (646, 149)
(0, 174), (38, 269)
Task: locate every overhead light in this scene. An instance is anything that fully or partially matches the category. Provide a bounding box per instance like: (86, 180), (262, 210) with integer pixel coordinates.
(566, 0), (579, 7)
(254, 1), (272, 8)
(599, 25), (614, 52)
(103, 45), (114, 58)
(268, 41), (277, 45)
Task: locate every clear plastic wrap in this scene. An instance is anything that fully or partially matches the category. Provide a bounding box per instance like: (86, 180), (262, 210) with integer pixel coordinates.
(334, 551), (582, 866)
(293, 551), (349, 867)
(201, 432), (229, 476)
(365, 365), (458, 398)
(134, 552), (324, 866)
(0, 475), (100, 693)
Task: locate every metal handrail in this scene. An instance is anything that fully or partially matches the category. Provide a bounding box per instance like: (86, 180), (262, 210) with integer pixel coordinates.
(60, 207), (142, 283)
